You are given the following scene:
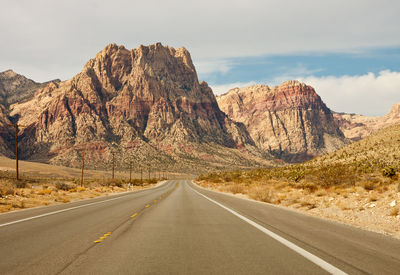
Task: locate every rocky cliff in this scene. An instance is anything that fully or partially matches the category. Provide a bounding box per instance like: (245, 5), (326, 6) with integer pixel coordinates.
(217, 81), (348, 162)
(0, 69), (59, 107)
(10, 43), (271, 171)
(334, 102), (400, 141)
(0, 70), (60, 157)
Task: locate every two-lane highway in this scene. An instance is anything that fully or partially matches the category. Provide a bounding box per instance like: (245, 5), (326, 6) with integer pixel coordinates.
(1, 180), (400, 274)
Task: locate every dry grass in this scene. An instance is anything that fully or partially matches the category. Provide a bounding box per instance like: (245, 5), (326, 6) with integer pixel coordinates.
(0, 172), (161, 213)
(390, 208), (399, 216)
(195, 125), (400, 238)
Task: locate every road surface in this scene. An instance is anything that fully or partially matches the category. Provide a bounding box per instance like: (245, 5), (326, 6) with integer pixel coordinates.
(0, 180), (399, 274)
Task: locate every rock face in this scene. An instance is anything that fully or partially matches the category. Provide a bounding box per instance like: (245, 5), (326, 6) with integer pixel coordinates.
(334, 102), (400, 141)
(10, 43), (270, 171)
(217, 81), (348, 162)
(0, 69), (59, 107)
(0, 70), (59, 157)
(0, 105), (13, 156)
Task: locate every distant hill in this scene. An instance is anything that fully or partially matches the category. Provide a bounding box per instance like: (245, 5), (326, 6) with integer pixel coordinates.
(333, 102), (400, 141)
(310, 122), (400, 170)
(0, 69), (59, 107)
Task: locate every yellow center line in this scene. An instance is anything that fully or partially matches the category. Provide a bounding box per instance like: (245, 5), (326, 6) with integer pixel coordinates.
(94, 240), (102, 243)
(130, 213), (138, 218)
(145, 204), (150, 208)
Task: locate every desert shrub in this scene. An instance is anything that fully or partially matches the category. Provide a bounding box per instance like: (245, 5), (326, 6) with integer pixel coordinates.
(361, 181), (375, 191)
(390, 207), (399, 216)
(226, 184), (244, 194)
(248, 186), (272, 203)
(37, 189), (52, 195)
(55, 181), (74, 191)
(288, 167), (305, 182)
(15, 181), (27, 188)
(144, 178), (158, 185)
(302, 182), (318, 193)
(382, 167), (396, 178)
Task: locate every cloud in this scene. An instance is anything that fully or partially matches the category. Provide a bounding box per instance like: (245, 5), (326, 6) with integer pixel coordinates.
(1, 0), (400, 81)
(298, 71), (400, 116)
(194, 59), (235, 75)
(210, 81), (257, 95)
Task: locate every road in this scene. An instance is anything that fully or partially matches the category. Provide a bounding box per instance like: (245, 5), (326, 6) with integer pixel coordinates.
(0, 180), (399, 274)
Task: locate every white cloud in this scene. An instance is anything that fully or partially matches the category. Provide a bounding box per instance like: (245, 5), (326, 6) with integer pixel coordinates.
(194, 59), (234, 75)
(1, 0), (400, 81)
(298, 71), (400, 116)
(210, 81), (257, 95)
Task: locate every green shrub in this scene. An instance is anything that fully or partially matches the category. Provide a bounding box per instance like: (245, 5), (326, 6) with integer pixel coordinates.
(382, 167), (396, 178)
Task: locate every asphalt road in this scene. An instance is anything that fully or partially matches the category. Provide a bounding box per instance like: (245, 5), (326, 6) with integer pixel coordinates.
(0, 180), (399, 274)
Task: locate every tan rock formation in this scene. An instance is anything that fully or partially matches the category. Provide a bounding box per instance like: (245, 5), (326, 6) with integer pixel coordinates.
(0, 69), (59, 107)
(10, 43), (272, 172)
(217, 81), (348, 162)
(334, 102), (400, 141)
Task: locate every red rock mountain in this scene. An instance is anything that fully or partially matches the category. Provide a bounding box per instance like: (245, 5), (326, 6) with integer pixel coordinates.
(217, 81), (348, 162)
(10, 43), (271, 171)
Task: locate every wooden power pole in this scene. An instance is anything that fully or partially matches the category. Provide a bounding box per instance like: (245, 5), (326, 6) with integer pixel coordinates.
(112, 152), (115, 180)
(8, 124), (26, 180)
(80, 151), (85, 187)
(129, 160), (132, 183)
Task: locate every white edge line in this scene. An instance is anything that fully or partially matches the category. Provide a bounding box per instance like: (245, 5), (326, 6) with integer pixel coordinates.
(0, 180), (170, 228)
(0, 195), (126, 228)
(190, 185), (347, 275)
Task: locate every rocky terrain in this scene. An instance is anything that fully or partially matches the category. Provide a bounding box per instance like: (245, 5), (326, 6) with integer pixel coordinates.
(0, 105), (13, 156)
(0, 70), (60, 157)
(8, 43), (272, 172)
(0, 69), (59, 107)
(197, 122), (400, 239)
(334, 102), (400, 141)
(217, 81), (348, 162)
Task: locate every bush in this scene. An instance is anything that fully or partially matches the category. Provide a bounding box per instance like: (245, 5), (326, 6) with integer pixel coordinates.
(55, 181), (74, 191)
(226, 184), (244, 194)
(382, 167), (396, 178)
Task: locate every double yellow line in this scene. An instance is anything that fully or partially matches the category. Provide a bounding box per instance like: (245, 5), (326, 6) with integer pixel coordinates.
(94, 182), (179, 244)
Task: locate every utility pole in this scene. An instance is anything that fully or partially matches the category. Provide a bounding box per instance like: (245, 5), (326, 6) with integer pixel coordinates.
(80, 150), (85, 187)
(8, 124), (26, 180)
(112, 152), (115, 180)
(129, 160), (132, 183)
(140, 167), (143, 183)
(148, 166), (151, 180)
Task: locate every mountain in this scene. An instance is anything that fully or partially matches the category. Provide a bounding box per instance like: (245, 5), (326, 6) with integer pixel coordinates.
(0, 69), (59, 107)
(10, 43), (272, 172)
(0, 105), (13, 156)
(334, 102), (400, 141)
(0, 69), (60, 157)
(216, 81), (348, 162)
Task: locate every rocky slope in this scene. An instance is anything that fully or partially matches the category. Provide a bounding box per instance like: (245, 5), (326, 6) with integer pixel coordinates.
(10, 43), (271, 172)
(0, 105), (13, 157)
(217, 81), (348, 162)
(0, 70), (59, 157)
(334, 102), (400, 141)
(0, 70), (59, 107)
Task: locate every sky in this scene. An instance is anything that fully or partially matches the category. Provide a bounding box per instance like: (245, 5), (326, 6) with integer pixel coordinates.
(1, 0), (399, 116)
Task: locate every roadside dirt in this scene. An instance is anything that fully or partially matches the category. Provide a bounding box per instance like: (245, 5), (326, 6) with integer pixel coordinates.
(195, 180), (400, 239)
